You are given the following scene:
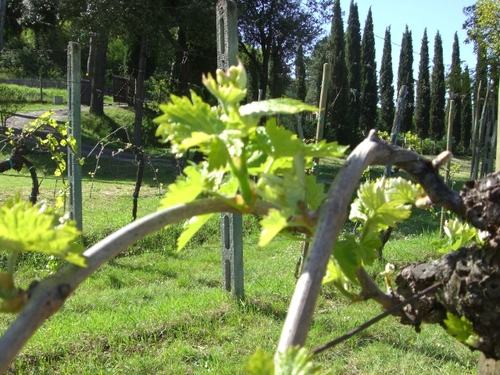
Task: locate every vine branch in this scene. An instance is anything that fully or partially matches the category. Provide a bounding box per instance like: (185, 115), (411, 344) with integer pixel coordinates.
(277, 130), (466, 353)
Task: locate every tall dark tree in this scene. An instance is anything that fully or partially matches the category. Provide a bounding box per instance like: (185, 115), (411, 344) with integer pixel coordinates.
(236, 0), (329, 99)
(449, 32), (463, 153)
(269, 39), (291, 98)
(345, 0), (361, 142)
(327, 0), (349, 144)
(460, 66), (473, 153)
(429, 31), (446, 152)
(397, 25), (414, 133)
(415, 28), (431, 145)
(305, 36), (329, 106)
(3, 0), (23, 44)
(474, 43), (488, 115)
(379, 27), (394, 132)
(359, 7), (377, 136)
(295, 43), (307, 101)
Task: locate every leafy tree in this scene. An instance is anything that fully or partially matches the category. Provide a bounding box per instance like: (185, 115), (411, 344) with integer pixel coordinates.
(2, 0), (24, 46)
(449, 32), (462, 153)
(166, 0), (217, 97)
(379, 27), (394, 132)
(460, 66), (473, 153)
(463, 0), (500, 58)
(397, 26), (414, 133)
(327, 0), (349, 144)
(236, 0), (328, 100)
(345, 0), (361, 142)
(415, 28), (430, 145)
(359, 7), (377, 137)
(305, 36), (329, 106)
(0, 85), (26, 128)
(20, 0), (68, 75)
(429, 31), (446, 152)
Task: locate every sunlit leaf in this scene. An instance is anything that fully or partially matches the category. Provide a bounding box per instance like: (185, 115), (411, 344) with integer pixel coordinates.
(0, 197), (85, 267)
(159, 166), (203, 209)
(259, 209), (289, 247)
(240, 98), (317, 118)
(274, 346), (331, 375)
(444, 312), (480, 348)
(177, 214), (214, 251)
(333, 235), (360, 285)
(322, 260), (357, 300)
(246, 348), (274, 375)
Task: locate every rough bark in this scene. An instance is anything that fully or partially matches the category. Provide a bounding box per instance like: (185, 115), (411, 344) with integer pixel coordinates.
(396, 171), (500, 360)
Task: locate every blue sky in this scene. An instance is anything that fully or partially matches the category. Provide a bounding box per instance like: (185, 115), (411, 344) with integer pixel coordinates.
(324, 0), (477, 81)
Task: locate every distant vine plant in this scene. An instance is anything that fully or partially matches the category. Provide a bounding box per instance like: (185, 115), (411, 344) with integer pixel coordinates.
(0, 112), (85, 313)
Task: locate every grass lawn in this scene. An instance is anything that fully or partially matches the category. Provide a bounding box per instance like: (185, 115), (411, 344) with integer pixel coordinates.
(0, 149), (480, 374)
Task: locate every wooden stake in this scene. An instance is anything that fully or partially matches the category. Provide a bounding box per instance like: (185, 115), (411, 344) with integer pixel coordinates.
(439, 99), (455, 237)
(67, 42), (83, 231)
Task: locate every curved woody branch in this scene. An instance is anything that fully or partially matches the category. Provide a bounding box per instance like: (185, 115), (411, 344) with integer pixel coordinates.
(277, 130), (468, 352)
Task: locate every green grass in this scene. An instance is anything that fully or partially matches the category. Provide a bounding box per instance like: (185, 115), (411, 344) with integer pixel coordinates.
(0, 153), (480, 374)
(0, 96), (481, 373)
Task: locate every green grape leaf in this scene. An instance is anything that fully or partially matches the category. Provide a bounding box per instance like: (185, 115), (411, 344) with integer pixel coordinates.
(246, 348), (274, 375)
(332, 235), (361, 285)
(207, 136), (230, 171)
(159, 166), (203, 209)
(358, 231), (382, 266)
(303, 139), (348, 158)
(155, 92), (223, 144)
(444, 312), (480, 348)
(0, 197), (85, 267)
(240, 98), (317, 119)
(322, 260), (357, 300)
(177, 214), (214, 251)
(274, 346), (331, 375)
(350, 178), (414, 232)
(263, 120), (303, 158)
(367, 201), (412, 232)
(438, 218), (479, 253)
(333, 232), (380, 285)
(385, 177), (423, 204)
(259, 209), (289, 247)
(305, 175), (327, 211)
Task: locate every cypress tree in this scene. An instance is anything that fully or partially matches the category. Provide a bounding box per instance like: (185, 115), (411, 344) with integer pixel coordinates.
(379, 27), (394, 132)
(429, 31), (446, 152)
(397, 26), (414, 133)
(295, 43), (307, 102)
(415, 28), (431, 145)
(345, 0), (362, 144)
(327, 0), (350, 145)
(460, 66), (473, 153)
(449, 32), (462, 153)
(474, 43), (488, 116)
(359, 7), (378, 135)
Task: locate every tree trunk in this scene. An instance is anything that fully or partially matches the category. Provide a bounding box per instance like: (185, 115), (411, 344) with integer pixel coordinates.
(89, 32), (109, 117)
(133, 35), (147, 148)
(396, 171), (500, 360)
(0, 0), (6, 51)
